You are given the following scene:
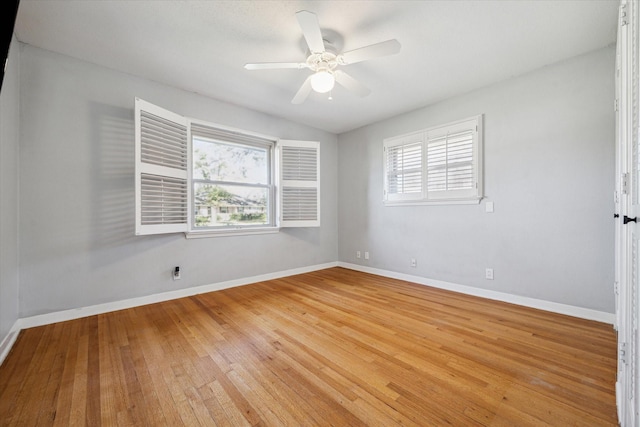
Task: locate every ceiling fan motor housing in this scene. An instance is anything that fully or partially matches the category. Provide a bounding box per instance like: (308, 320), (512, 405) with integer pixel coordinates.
(306, 51), (338, 73)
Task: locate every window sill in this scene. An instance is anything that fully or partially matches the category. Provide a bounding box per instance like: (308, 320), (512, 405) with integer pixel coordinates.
(185, 226), (280, 239)
(383, 198), (482, 207)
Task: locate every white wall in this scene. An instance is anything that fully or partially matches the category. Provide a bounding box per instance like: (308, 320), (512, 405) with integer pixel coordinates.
(338, 46), (616, 313)
(18, 44), (338, 317)
(0, 36), (20, 346)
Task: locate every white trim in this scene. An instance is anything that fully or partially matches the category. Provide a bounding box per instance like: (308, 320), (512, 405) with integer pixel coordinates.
(140, 163), (188, 180)
(16, 262), (338, 330)
(338, 262), (615, 324)
(185, 227), (280, 239)
(0, 321), (22, 366)
(384, 198), (481, 207)
(2, 261), (613, 367)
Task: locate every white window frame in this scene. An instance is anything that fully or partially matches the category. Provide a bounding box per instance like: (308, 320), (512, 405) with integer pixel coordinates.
(189, 119), (277, 236)
(134, 98), (320, 238)
(383, 115), (483, 206)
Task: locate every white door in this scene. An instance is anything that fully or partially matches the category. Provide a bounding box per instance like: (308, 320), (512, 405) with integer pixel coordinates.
(616, 1), (640, 425)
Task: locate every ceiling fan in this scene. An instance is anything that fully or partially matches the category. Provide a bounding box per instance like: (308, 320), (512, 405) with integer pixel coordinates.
(244, 10), (401, 104)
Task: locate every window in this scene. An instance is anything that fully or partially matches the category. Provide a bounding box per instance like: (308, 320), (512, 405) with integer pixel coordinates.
(383, 115), (483, 205)
(135, 98), (320, 237)
(191, 123), (274, 230)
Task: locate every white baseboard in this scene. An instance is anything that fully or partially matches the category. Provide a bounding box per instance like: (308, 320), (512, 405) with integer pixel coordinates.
(338, 262), (615, 325)
(2, 262), (335, 366)
(1, 260), (614, 367)
(0, 321), (21, 366)
(17, 262), (339, 330)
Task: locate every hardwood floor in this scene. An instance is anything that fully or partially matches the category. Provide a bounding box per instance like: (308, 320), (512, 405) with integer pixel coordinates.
(0, 267), (617, 426)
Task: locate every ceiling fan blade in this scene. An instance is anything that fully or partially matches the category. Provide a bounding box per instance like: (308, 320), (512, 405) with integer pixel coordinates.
(334, 70), (371, 97)
(291, 76), (313, 104)
(244, 62), (306, 70)
(296, 10), (325, 53)
(338, 39), (401, 65)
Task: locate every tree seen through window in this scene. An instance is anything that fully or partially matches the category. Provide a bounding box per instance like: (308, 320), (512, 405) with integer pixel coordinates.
(193, 137), (270, 227)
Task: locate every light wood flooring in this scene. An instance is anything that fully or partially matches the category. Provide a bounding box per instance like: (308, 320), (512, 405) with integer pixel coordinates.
(0, 267), (618, 426)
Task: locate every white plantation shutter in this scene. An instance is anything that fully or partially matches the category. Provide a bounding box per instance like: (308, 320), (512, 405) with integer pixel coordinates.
(426, 118), (479, 200)
(278, 140), (320, 227)
(135, 98), (189, 235)
(384, 115), (482, 205)
(384, 133), (423, 201)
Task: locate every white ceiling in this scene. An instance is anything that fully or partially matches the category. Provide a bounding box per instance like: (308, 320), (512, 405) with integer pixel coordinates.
(14, 0), (619, 134)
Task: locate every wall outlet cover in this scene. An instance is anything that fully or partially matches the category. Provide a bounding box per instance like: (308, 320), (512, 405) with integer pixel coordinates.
(485, 268), (494, 280)
(485, 201), (494, 213)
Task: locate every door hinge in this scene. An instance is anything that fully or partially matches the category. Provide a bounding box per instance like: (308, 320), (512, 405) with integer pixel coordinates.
(615, 280), (619, 296)
(621, 3), (628, 26)
(620, 342), (628, 365)
(622, 172), (630, 195)
(615, 98), (619, 112)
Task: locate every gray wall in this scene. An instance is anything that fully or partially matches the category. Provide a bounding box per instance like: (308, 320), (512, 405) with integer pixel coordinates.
(18, 44), (338, 317)
(338, 46), (615, 313)
(0, 36), (21, 341)
(7, 42), (617, 320)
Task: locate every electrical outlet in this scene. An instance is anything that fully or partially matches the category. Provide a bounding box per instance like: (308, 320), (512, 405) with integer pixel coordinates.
(410, 258), (417, 268)
(356, 251), (361, 259)
(485, 268), (494, 280)
(173, 266), (181, 280)
(485, 201), (494, 213)
(364, 251), (369, 260)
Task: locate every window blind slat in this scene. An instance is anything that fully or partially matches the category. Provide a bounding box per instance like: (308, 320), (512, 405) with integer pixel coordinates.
(139, 111), (188, 170)
(140, 174), (188, 225)
(282, 147), (318, 181)
(282, 188), (318, 221)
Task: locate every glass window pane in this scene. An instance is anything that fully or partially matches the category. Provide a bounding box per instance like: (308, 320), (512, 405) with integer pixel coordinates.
(193, 137), (268, 184)
(194, 183), (269, 228)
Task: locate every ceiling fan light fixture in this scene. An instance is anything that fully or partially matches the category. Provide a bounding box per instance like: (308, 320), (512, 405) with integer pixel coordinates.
(310, 70), (335, 93)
